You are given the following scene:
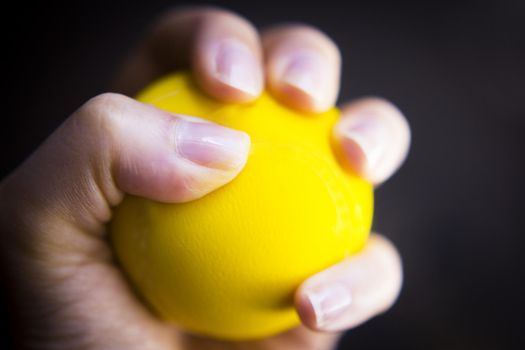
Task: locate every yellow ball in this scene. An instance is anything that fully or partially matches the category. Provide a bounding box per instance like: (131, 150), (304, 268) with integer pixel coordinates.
(110, 72), (373, 340)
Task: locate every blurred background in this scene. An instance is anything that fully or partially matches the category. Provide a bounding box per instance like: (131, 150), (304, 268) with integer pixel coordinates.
(3, 0), (524, 349)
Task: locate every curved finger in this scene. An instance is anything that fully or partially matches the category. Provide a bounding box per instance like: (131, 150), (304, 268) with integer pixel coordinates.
(295, 234), (403, 332)
(77, 93), (250, 203)
(113, 7), (263, 101)
(0, 93), (251, 348)
(262, 24), (341, 113)
(333, 98), (411, 185)
(2, 93), (251, 229)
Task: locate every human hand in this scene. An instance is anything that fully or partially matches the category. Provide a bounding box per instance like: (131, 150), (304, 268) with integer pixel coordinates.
(0, 7), (410, 350)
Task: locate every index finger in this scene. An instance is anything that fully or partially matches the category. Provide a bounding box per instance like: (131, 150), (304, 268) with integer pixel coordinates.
(112, 6), (264, 102)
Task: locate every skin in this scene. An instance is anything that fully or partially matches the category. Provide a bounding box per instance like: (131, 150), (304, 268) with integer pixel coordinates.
(0, 6), (411, 350)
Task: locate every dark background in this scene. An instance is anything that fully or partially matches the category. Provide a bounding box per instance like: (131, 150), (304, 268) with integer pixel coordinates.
(3, 0), (525, 349)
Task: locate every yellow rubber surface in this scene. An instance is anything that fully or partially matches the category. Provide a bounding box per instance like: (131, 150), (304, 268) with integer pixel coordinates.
(110, 72), (373, 340)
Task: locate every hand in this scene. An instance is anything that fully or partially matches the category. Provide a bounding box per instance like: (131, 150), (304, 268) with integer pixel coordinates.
(0, 7), (410, 350)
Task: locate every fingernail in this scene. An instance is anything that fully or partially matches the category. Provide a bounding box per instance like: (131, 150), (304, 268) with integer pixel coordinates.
(305, 283), (352, 328)
(176, 120), (250, 171)
(340, 113), (388, 177)
(214, 40), (261, 96)
(282, 51), (327, 103)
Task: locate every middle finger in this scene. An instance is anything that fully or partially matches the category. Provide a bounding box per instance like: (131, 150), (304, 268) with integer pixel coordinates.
(262, 24), (341, 113)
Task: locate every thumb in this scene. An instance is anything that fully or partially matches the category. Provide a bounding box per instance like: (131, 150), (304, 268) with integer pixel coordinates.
(1, 91), (251, 267)
(3, 92), (250, 233)
(88, 93), (250, 204)
(0, 93), (249, 349)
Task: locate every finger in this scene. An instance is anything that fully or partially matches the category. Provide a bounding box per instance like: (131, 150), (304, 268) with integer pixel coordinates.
(262, 24), (341, 113)
(78, 93), (250, 203)
(114, 7), (264, 102)
(295, 234), (403, 332)
(0, 93), (250, 348)
(1, 93), (250, 247)
(333, 98), (411, 185)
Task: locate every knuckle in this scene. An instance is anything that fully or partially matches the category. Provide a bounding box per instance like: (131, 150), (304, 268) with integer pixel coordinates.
(156, 5), (219, 25)
(199, 8), (258, 38)
(370, 234), (403, 306)
(369, 234), (402, 265)
(263, 22), (341, 61)
(289, 24), (332, 41)
(357, 97), (400, 111)
(73, 93), (129, 139)
(83, 92), (128, 114)
(158, 5), (256, 34)
(342, 97), (407, 123)
(149, 6), (259, 56)
(200, 6), (245, 21)
(162, 5), (232, 19)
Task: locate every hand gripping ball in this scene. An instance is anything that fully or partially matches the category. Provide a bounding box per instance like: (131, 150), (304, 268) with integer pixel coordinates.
(110, 72), (373, 340)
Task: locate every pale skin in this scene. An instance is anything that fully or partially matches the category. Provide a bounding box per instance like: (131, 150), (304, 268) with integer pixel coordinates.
(0, 7), (410, 350)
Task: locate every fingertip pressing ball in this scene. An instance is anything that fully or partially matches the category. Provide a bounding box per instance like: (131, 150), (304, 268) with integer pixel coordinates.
(109, 72), (373, 340)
